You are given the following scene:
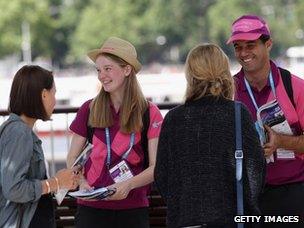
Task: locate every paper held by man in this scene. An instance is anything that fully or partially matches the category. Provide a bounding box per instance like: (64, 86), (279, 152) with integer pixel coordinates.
(256, 99), (294, 163)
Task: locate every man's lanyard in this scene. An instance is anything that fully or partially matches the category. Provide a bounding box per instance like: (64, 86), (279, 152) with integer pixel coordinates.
(244, 71), (276, 111)
(105, 127), (135, 169)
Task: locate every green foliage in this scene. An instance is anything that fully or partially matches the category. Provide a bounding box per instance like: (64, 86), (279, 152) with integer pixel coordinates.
(207, 0), (261, 57)
(69, 0), (162, 64)
(0, 0), (303, 66)
(0, 0), (53, 58)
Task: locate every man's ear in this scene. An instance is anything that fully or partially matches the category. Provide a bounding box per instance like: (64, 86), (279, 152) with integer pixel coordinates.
(265, 39), (273, 51)
(124, 65), (132, 77)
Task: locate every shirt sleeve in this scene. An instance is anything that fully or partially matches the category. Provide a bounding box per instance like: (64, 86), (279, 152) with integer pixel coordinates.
(147, 102), (163, 139)
(1, 124), (42, 203)
(70, 100), (91, 138)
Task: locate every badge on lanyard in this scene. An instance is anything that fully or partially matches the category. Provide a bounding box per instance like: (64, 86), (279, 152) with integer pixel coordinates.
(109, 160), (134, 183)
(105, 128), (135, 183)
(245, 72), (295, 161)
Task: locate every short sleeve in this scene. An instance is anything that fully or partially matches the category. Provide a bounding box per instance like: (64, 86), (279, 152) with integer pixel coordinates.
(70, 100), (91, 137)
(147, 102), (163, 139)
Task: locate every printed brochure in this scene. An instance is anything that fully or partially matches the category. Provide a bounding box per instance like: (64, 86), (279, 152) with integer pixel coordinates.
(54, 143), (93, 205)
(68, 187), (116, 200)
(256, 100), (294, 163)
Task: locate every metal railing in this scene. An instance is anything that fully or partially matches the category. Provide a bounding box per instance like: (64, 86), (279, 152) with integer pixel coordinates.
(0, 103), (179, 176)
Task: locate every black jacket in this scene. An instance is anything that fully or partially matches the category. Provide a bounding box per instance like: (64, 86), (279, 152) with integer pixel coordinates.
(155, 96), (265, 228)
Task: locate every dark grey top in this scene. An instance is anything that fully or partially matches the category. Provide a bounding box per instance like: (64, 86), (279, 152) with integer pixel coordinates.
(0, 113), (45, 228)
(155, 96), (265, 228)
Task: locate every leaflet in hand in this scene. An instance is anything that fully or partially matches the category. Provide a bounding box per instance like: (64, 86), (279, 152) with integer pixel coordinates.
(54, 143), (93, 205)
(72, 142), (94, 168)
(68, 187), (116, 200)
(256, 100), (294, 162)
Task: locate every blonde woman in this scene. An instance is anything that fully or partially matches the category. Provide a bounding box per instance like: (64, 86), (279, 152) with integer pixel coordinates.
(67, 37), (163, 228)
(155, 44), (265, 228)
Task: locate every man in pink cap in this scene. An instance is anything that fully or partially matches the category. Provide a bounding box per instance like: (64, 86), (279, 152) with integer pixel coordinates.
(228, 15), (304, 225)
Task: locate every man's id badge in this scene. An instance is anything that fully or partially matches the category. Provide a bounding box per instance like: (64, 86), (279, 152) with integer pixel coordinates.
(109, 160), (134, 183)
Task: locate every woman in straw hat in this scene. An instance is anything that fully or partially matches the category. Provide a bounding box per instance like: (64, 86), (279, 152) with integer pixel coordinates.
(154, 43), (265, 228)
(67, 37), (163, 228)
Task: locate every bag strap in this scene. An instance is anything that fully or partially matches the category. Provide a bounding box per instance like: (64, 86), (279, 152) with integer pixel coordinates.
(235, 102), (244, 228)
(86, 104), (150, 169)
(279, 67), (295, 108)
(141, 106), (150, 169)
(87, 122), (93, 144)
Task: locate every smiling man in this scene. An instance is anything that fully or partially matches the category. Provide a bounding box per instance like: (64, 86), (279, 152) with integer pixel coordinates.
(227, 15), (304, 227)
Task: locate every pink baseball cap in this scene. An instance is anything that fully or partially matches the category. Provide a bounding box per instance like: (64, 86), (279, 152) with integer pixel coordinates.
(227, 15), (270, 44)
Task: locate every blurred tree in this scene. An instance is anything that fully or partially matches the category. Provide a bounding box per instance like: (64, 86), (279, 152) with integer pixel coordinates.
(70, 0), (149, 63)
(49, 0), (90, 66)
(0, 0), (53, 60)
(207, 0), (261, 57)
(258, 0), (300, 56)
(295, 0), (304, 33)
(207, 0), (301, 58)
(0, 0), (302, 66)
(141, 0), (217, 63)
(69, 0), (217, 64)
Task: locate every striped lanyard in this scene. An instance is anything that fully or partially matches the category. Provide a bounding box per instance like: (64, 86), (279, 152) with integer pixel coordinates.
(105, 127), (135, 169)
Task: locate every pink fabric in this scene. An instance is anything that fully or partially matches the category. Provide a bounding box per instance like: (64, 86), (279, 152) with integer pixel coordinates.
(227, 33), (261, 44)
(232, 18), (266, 33)
(85, 135), (107, 185)
(70, 101), (163, 209)
(227, 15), (270, 44)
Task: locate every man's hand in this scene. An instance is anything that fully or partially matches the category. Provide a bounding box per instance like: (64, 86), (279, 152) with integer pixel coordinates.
(263, 125), (281, 157)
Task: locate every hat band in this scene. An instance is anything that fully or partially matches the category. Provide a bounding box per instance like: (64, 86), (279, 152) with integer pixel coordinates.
(232, 27), (269, 36)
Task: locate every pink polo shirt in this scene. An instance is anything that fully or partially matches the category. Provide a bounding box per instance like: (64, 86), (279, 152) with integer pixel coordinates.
(234, 61), (304, 185)
(70, 100), (163, 209)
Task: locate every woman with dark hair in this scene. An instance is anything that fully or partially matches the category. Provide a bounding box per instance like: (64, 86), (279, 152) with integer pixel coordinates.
(155, 43), (265, 228)
(0, 65), (80, 228)
(67, 37), (163, 228)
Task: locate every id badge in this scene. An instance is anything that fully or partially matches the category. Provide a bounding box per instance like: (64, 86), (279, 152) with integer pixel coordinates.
(109, 160), (134, 183)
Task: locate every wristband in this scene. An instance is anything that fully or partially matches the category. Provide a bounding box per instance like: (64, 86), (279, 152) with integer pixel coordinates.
(45, 180), (51, 194)
(54, 176), (60, 193)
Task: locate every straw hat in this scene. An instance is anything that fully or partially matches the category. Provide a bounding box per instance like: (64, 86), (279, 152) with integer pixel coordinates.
(87, 37), (142, 73)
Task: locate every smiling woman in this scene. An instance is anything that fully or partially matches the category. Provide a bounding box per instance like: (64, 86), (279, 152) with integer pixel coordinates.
(95, 54), (132, 106)
(67, 37), (163, 228)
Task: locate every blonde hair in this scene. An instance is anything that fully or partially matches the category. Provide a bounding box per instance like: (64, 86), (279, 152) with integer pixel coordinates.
(185, 43), (234, 102)
(89, 53), (148, 133)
